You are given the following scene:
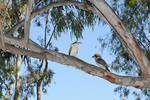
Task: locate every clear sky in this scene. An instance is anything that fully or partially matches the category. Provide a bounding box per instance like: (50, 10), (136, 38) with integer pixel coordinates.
(26, 20), (139, 100)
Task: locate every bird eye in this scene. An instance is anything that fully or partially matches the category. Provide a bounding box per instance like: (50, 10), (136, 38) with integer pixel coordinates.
(73, 41), (77, 44)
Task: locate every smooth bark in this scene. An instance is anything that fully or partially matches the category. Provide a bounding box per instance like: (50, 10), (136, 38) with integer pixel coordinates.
(13, 55), (21, 100)
(0, 43), (149, 89)
(23, 0), (34, 44)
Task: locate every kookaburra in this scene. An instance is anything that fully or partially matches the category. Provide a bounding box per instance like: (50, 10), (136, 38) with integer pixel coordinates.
(69, 41), (81, 56)
(92, 54), (110, 72)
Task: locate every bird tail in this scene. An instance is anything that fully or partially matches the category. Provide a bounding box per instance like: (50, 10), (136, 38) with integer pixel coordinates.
(105, 67), (110, 72)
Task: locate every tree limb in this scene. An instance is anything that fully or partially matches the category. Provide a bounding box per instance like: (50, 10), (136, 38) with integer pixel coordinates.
(46, 17), (61, 48)
(0, 1), (9, 51)
(23, 0), (34, 45)
(87, 0), (150, 76)
(44, 10), (50, 48)
(0, 42), (150, 89)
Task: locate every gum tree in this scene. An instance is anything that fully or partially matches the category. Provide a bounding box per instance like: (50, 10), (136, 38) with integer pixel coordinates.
(0, 0), (150, 99)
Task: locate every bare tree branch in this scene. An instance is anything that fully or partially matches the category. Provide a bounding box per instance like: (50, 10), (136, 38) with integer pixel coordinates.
(0, 1), (9, 51)
(44, 10), (50, 48)
(0, 21), (5, 50)
(46, 17), (61, 48)
(87, 0), (150, 76)
(0, 42), (149, 89)
(23, 0), (34, 45)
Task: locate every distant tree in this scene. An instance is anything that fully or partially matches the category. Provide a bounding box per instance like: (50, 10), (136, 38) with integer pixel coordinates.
(0, 0), (54, 100)
(0, 0), (150, 100)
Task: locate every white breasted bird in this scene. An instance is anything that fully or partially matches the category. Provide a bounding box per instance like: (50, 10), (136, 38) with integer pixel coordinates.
(92, 54), (110, 72)
(69, 41), (81, 56)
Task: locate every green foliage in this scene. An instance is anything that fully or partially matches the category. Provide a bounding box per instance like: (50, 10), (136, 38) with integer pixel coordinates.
(20, 59), (54, 99)
(0, 51), (15, 99)
(114, 86), (130, 98)
(34, 0), (100, 40)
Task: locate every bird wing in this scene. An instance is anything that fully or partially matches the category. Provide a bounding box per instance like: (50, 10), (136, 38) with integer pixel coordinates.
(97, 58), (110, 72)
(97, 58), (109, 68)
(68, 47), (72, 55)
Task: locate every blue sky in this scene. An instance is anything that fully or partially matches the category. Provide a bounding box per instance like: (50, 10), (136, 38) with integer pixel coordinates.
(27, 21), (138, 100)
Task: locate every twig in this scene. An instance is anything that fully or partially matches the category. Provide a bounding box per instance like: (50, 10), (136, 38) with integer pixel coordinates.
(46, 17), (61, 48)
(44, 9), (50, 48)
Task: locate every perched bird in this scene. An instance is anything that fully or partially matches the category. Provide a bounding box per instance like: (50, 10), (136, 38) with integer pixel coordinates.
(69, 41), (81, 56)
(92, 54), (110, 72)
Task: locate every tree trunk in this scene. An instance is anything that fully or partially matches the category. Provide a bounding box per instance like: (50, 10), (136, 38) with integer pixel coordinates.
(13, 55), (21, 100)
(37, 83), (41, 100)
(3, 79), (14, 100)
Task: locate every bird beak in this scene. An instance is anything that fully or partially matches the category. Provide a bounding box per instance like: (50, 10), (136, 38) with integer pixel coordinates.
(77, 42), (82, 44)
(92, 56), (94, 58)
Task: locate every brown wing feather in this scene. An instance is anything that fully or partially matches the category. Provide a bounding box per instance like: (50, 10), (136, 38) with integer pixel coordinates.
(97, 58), (110, 72)
(68, 47), (72, 55)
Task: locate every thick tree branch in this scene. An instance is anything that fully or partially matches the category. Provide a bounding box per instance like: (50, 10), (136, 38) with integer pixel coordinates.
(0, 1), (8, 50)
(3, 34), (43, 52)
(0, 21), (5, 50)
(23, 0), (34, 45)
(88, 0), (150, 76)
(0, 43), (150, 89)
